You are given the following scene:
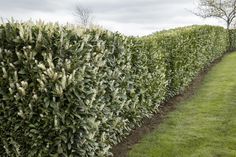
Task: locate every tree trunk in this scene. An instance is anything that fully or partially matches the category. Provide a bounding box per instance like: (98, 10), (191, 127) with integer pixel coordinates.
(227, 21), (231, 51)
(227, 21), (230, 30)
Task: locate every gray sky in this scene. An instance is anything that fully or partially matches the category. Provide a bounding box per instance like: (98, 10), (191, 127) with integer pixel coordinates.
(0, 0), (225, 36)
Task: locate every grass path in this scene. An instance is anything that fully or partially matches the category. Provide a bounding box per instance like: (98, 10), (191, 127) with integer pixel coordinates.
(128, 52), (236, 157)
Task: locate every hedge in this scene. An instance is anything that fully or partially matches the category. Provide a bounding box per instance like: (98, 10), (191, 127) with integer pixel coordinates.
(0, 22), (234, 156)
(229, 29), (236, 51)
(149, 26), (228, 96)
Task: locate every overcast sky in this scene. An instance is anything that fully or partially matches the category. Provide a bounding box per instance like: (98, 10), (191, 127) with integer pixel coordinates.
(0, 0), (225, 36)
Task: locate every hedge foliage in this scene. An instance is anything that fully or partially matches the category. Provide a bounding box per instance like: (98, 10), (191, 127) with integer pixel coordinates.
(229, 29), (236, 51)
(149, 26), (229, 96)
(0, 22), (167, 157)
(0, 22), (234, 156)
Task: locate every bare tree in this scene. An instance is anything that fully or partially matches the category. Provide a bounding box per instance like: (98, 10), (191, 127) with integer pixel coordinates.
(195, 0), (236, 30)
(75, 5), (93, 27)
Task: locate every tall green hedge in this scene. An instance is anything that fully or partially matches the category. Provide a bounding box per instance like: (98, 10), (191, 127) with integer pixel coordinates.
(229, 29), (236, 51)
(149, 26), (228, 96)
(0, 22), (233, 157)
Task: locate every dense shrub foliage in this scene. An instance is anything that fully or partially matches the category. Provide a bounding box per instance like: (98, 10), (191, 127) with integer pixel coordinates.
(0, 22), (167, 157)
(0, 22), (235, 156)
(149, 26), (229, 96)
(229, 29), (236, 51)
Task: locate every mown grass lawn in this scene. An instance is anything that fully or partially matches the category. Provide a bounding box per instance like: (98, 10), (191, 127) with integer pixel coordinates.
(128, 52), (236, 157)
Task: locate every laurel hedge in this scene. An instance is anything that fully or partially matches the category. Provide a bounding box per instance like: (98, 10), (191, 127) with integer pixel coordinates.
(229, 29), (236, 51)
(149, 26), (229, 96)
(0, 22), (233, 157)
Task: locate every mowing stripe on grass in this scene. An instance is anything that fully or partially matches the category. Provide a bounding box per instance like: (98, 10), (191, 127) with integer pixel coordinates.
(128, 52), (236, 157)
